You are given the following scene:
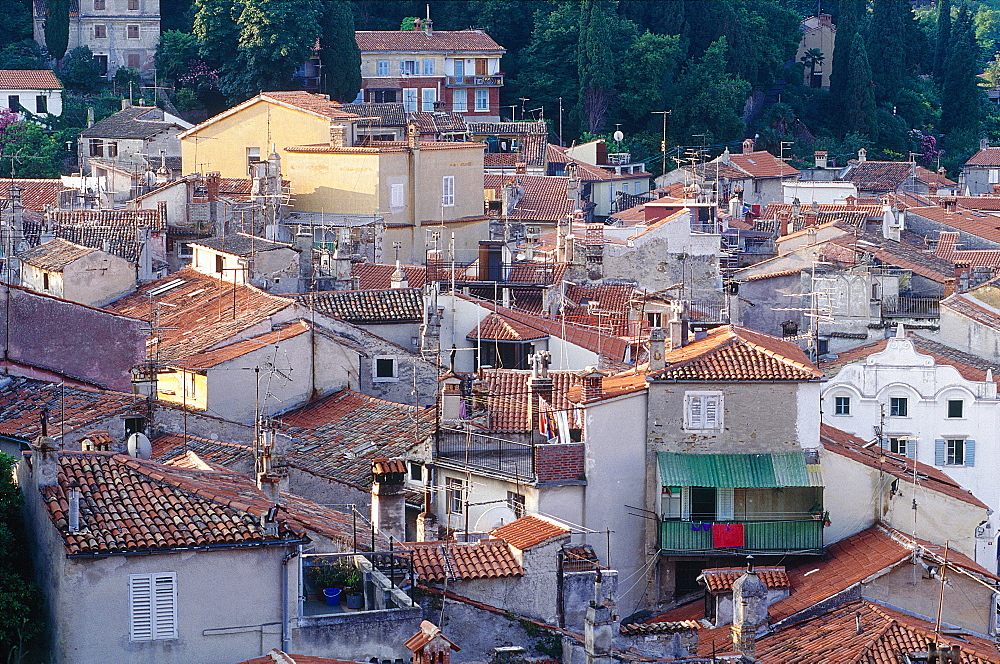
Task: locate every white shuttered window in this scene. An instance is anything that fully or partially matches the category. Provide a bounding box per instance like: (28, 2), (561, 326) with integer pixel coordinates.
(129, 573), (177, 641)
(442, 176), (455, 207)
(684, 392), (723, 430)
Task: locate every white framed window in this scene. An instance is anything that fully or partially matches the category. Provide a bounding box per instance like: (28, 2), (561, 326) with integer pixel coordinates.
(441, 175), (455, 207)
(937, 438), (975, 466)
(376, 59), (389, 76)
(454, 58), (465, 76)
(446, 477), (465, 514)
(684, 391), (722, 430)
(452, 88), (467, 113)
(506, 491), (526, 518)
(421, 87), (436, 112)
(474, 88), (489, 112)
(889, 396), (908, 417)
(884, 436), (915, 459)
(390, 183), (405, 209)
(834, 396), (850, 415)
(129, 573), (177, 642)
(422, 59), (434, 75)
(402, 88), (418, 112)
(373, 356), (398, 382)
(990, 169), (999, 185)
(947, 399), (964, 418)
(401, 60), (417, 76)
(247, 146), (260, 171)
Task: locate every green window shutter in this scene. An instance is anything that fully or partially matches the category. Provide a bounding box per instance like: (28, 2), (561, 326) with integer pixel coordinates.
(965, 439), (976, 466)
(935, 439), (945, 466)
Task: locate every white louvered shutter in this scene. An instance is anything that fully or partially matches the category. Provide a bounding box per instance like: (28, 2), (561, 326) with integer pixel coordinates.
(704, 395), (720, 429)
(687, 396), (703, 429)
(680, 486), (691, 521)
(129, 575), (153, 641)
(153, 574), (178, 640)
(716, 487), (735, 521)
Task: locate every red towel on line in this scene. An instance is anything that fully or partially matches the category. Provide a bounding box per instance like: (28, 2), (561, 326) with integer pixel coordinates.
(712, 523), (745, 548)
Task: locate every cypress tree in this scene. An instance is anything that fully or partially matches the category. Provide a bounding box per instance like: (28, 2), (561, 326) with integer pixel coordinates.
(843, 32), (876, 136)
(940, 5), (982, 135)
(934, 0), (951, 81)
(319, 1), (362, 102)
(44, 0), (70, 61)
(868, 0), (906, 106)
(829, 0), (861, 103)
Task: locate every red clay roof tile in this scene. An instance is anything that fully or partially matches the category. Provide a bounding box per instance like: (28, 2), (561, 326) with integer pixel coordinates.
(401, 539), (523, 582)
(356, 30), (504, 52)
(490, 515), (569, 549)
(0, 69), (61, 89)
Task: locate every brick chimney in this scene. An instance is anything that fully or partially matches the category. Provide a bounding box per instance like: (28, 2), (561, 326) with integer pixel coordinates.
(581, 366), (604, 403)
(405, 621), (460, 664)
(371, 459), (406, 544)
(205, 171), (221, 201)
(941, 196), (958, 213)
(944, 277), (957, 297)
(777, 209), (792, 236)
(742, 138), (754, 155)
(407, 123), (420, 150)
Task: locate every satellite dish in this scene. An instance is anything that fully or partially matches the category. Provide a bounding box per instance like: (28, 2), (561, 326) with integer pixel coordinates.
(15, 241), (29, 254)
(126, 432), (152, 460)
(474, 506), (519, 532)
(613, 130), (624, 142)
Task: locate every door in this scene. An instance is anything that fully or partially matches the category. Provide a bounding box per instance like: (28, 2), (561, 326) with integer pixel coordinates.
(690, 487), (717, 521)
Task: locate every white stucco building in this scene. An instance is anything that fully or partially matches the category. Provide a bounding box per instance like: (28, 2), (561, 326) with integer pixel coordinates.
(0, 70), (62, 118)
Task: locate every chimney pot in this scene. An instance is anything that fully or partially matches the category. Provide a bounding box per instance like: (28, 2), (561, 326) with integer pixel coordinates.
(814, 151), (828, 169)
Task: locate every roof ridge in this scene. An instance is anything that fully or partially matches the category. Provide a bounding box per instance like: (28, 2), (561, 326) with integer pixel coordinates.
(735, 331), (824, 378)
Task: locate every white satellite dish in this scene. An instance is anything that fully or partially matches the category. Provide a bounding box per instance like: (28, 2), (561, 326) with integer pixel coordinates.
(474, 506), (519, 532)
(126, 432), (152, 460)
(613, 130), (624, 142)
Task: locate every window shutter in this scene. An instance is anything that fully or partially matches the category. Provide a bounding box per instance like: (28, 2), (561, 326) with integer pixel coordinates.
(965, 439), (976, 466)
(704, 396), (720, 429)
(906, 440), (916, 460)
(716, 487), (735, 521)
(391, 183), (404, 208)
(129, 575), (153, 641)
(687, 396), (702, 429)
(680, 487), (691, 521)
(934, 439), (946, 466)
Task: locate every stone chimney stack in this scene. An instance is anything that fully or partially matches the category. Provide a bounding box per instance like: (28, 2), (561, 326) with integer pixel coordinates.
(371, 459), (406, 544)
(648, 327), (666, 372)
(742, 138), (754, 155)
(407, 123), (420, 150)
(814, 151), (828, 169)
(329, 124), (346, 149)
(416, 489), (438, 542)
(585, 570), (617, 664)
(390, 260), (409, 289)
(858, 148), (867, 163)
(731, 558), (768, 658)
(440, 373), (463, 420)
(668, 303), (689, 351)
(528, 351), (554, 431)
(33, 410), (60, 489)
(296, 231), (314, 290)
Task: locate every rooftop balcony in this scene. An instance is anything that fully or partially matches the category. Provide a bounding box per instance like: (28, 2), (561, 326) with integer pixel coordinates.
(659, 518), (824, 555)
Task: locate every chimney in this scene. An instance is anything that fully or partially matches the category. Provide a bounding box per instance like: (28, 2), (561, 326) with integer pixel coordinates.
(581, 367), (604, 403)
(296, 231), (313, 290)
(882, 204), (903, 242)
(205, 171), (221, 201)
(423, 17), (433, 36)
(777, 209), (791, 236)
(528, 351), (554, 430)
(585, 570), (617, 664)
(648, 327), (666, 372)
(329, 124), (346, 149)
(668, 304), (689, 350)
(405, 621), (460, 664)
(858, 148), (867, 163)
(333, 244), (352, 281)
(803, 209), (818, 228)
(955, 260), (971, 292)
(371, 459), (406, 545)
(440, 373), (463, 420)
(819, 13), (832, 26)
(416, 489), (438, 542)
(86, 106), (95, 128)
(514, 161), (527, 175)
(982, 138), (991, 151)
(941, 196), (958, 213)
(390, 260), (409, 289)
(121, 98), (131, 110)
(68, 481), (81, 532)
(33, 411), (60, 489)
(742, 138), (754, 155)
(944, 277), (957, 297)
(814, 151), (828, 169)
(413, 18), (421, 31)
(992, 184), (1000, 196)
(407, 122), (419, 150)
(731, 559), (768, 658)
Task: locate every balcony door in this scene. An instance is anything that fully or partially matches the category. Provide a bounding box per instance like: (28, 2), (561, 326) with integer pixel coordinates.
(689, 487), (735, 522)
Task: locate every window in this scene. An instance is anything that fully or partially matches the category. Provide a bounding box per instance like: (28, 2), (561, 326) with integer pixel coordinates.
(7, 95), (18, 112)
(42, 272), (49, 290)
(947, 399), (964, 418)
(94, 55), (109, 75)
(127, 25), (140, 39)
(370, 89), (397, 103)
(421, 87), (436, 112)
(247, 146), (260, 171)
(89, 138), (104, 157)
(889, 397), (908, 417)
(475, 58), (488, 75)
(946, 439), (965, 465)
(886, 437), (913, 458)
(422, 59), (434, 75)
(373, 356), (398, 382)
(94, 24), (107, 38)
(94, 0), (105, 8)
(376, 59), (389, 76)
(390, 183), (404, 208)
(834, 396), (850, 415)
(646, 312), (662, 328)
(128, 0), (139, 9)
(446, 477), (465, 514)
(475, 88), (489, 112)
(106, 141), (117, 158)
(454, 58), (464, 76)
(215, 254), (224, 274)
(401, 60), (417, 75)
(409, 461), (423, 482)
(403, 88), (418, 112)
(35, 95), (47, 114)
(127, 53), (141, 69)
(506, 491), (526, 518)
(936, 438), (976, 466)
(452, 88), (467, 113)
(661, 486), (684, 520)
(990, 169), (1000, 185)
(178, 243), (192, 258)
(128, 573), (177, 641)
(441, 175), (455, 207)
(124, 417), (145, 436)
(684, 392), (722, 430)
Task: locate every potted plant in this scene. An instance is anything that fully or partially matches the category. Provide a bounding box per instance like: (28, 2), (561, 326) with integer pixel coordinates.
(305, 564), (345, 603)
(344, 569), (364, 610)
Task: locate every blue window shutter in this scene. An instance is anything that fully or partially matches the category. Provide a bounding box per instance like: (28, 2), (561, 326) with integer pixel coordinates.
(965, 439), (976, 466)
(907, 440), (916, 460)
(935, 439), (945, 466)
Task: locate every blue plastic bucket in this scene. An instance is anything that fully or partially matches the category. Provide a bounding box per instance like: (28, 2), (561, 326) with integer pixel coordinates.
(323, 587), (342, 607)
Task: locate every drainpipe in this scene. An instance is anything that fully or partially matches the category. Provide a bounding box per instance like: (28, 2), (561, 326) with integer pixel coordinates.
(281, 545), (299, 652)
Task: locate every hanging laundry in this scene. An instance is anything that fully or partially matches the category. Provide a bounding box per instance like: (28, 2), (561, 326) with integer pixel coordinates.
(712, 523), (745, 548)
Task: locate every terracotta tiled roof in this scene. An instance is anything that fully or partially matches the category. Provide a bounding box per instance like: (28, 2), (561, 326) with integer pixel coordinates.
(80, 106), (182, 140)
(150, 432), (253, 467)
(906, 204), (1000, 245)
(342, 102), (407, 127)
(965, 146), (1000, 167)
(699, 566), (789, 592)
(0, 178), (69, 212)
(261, 91), (358, 120)
(842, 160), (914, 192)
(821, 424), (988, 508)
(756, 600), (1000, 664)
(484, 174), (575, 223)
(190, 233), (293, 257)
(401, 539), (523, 582)
(403, 620), (461, 653)
(478, 369), (582, 431)
(409, 111), (468, 134)
(38, 451), (373, 555)
(759, 203), (883, 220)
(562, 283), (640, 335)
(726, 151), (800, 179)
(352, 263), (427, 290)
(934, 230), (1000, 268)
(298, 288), (423, 324)
(0, 69), (61, 89)
(356, 29), (504, 52)
(546, 145), (652, 182)
(690, 161), (749, 181)
(940, 291), (1000, 329)
(828, 227), (952, 282)
(915, 165), (956, 187)
(820, 333), (1000, 383)
(490, 514), (570, 550)
(648, 325), (824, 382)
(278, 390), (435, 491)
(238, 651), (362, 664)
(180, 320), (311, 369)
(17, 237), (95, 270)
(50, 207), (165, 230)
(467, 312), (548, 342)
(0, 376), (143, 441)
(105, 268), (294, 364)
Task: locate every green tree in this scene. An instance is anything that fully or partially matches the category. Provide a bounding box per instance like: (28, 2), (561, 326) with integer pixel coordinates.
(319, 0), (362, 102)
(577, 0), (631, 133)
(0, 0), (33, 43)
(868, 0), (906, 106)
(670, 36), (750, 144)
(0, 453), (43, 661)
(156, 30), (200, 85)
(44, 0), (70, 61)
(934, 0), (951, 81)
(513, 3), (581, 132)
(0, 40), (47, 70)
(940, 5), (982, 137)
(0, 123), (71, 177)
(843, 32), (875, 136)
(57, 46), (104, 93)
(192, 0), (240, 69)
(829, 0), (862, 104)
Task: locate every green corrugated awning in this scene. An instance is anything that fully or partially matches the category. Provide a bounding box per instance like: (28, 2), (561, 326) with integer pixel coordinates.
(657, 452), (823, 488)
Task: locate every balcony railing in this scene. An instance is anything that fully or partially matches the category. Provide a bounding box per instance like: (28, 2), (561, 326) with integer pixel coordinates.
(436, 427), (535, 481)
(446, 74), (503, 87)
(659, 519), (824, 554)
(880, 295), (941, 319)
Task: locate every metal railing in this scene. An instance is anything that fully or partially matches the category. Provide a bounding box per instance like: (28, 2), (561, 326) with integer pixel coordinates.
(436, 427), (535, 481)
(881, 295), (941, 318)
(659, 518), (824, 554)
(688, 299), (730, 323)
(446, 74), (503, 86)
